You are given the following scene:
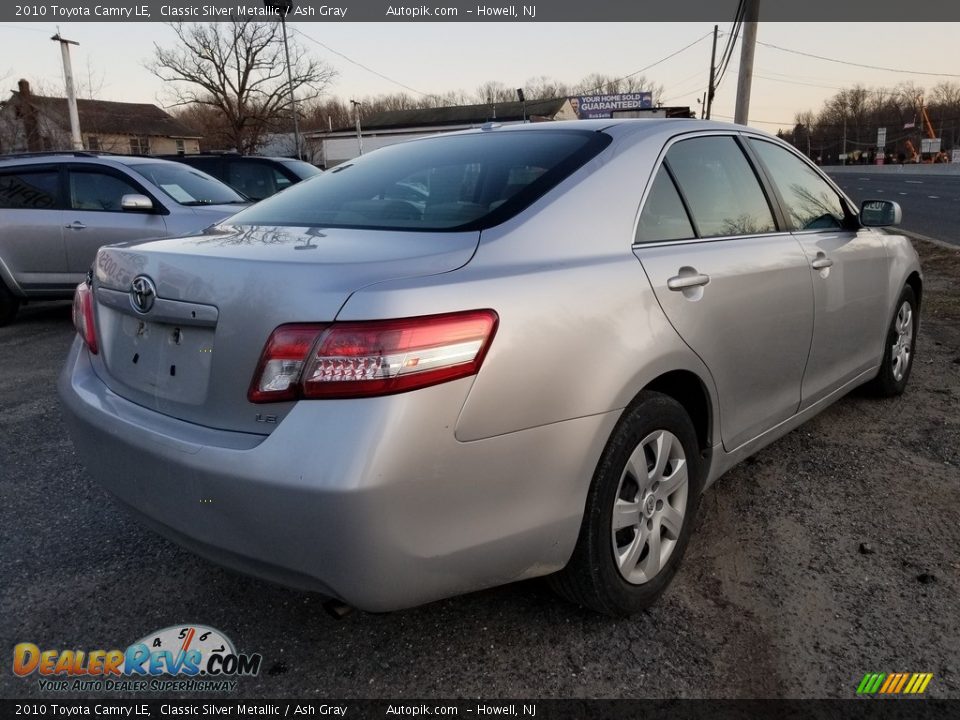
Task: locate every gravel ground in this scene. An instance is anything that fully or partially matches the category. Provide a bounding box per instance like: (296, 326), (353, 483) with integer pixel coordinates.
(1, 238), (957, 700)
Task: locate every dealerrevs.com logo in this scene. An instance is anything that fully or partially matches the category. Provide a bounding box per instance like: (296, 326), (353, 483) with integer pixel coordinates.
(13, 625), (262, 693)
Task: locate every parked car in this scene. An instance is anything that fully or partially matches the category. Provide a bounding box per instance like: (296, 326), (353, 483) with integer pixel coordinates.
(59, 121), (921, 615)
(0, 152), (248, 325)
(156, 153), (321, 201)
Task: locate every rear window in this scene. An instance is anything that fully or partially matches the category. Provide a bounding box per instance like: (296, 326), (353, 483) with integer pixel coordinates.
(227, 130), (611, 231)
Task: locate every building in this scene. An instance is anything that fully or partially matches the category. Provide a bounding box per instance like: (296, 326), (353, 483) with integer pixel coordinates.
(306, 97), (577, 168)
(0, 80), (201, 155)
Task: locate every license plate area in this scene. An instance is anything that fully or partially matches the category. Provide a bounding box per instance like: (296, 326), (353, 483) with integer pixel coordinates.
(101, 308), (215, 405)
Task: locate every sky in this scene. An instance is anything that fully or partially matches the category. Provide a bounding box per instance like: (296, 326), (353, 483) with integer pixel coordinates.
(1, 21), (958, 132)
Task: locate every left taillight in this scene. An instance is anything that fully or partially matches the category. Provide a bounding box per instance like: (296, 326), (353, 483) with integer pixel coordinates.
(248, 310), (499, 403)
(72, 282), (98, 354)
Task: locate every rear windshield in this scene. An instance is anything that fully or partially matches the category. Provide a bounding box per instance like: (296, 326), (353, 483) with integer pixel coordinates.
(277, 159), (323, 179)
(226, 130), (610, 231)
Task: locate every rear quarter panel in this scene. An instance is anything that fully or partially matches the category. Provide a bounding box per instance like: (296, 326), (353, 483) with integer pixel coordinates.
(337, 128), (720, 444)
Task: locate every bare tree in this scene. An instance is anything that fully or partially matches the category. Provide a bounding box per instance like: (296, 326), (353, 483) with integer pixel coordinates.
(148, 20), (337, 153)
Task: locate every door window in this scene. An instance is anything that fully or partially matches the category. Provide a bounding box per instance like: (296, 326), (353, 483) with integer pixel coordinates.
(0, 169), (60, 209)
(69, 169), (142, 212)
(750, 139), (848, 231)
(665, 136), (777, 238)
(635, 167), (695, 243)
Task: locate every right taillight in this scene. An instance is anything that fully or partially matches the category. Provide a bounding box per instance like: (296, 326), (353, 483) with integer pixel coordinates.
(72, 282), (98, 355)
(248, 310), (498, 403)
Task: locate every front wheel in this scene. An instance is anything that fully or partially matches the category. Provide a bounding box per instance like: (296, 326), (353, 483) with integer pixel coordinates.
(865, 285), (918, 397)
(550, 392), (703, 616)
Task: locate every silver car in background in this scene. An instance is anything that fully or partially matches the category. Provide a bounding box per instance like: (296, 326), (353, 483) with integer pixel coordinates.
(0, 152), (248, 325)
(59, 120), (921, 615)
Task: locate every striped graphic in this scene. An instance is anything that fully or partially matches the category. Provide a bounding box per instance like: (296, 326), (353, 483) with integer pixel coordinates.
(857, 672), (933, 695)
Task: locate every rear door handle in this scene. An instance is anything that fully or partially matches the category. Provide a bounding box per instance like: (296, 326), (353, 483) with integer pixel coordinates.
(65, 222), (87, 230)
(667, 273), (710, 291)
(810, 254), (834, 270)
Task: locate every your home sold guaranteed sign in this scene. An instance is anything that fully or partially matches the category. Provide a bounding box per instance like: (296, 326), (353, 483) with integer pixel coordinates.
(12, 625), (262, 693)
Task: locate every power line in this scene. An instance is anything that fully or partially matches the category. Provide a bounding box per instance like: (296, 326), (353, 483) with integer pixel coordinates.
(714, 1), (745, 90)
(579, 31), (714, 96)
(756, 41), (960, 79)
(753, 73), (844, 91)
(293, 28), (437, 98)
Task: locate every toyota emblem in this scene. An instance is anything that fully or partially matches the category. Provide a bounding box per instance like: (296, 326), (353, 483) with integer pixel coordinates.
(130, 275), (157, 314)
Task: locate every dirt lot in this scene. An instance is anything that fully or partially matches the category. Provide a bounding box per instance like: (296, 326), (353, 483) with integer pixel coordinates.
(0, 239), (958, 700)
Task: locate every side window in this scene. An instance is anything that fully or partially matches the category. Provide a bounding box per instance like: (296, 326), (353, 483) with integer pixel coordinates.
(69, 169), (142, 212)
(665, 136), (777, 238)
(635, 167), (695, 243)
(0, 169), (60, 209)
(750, 139), (847, 231)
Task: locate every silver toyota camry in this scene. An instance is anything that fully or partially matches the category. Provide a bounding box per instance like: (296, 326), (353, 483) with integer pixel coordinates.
(59, 120), (922, 615)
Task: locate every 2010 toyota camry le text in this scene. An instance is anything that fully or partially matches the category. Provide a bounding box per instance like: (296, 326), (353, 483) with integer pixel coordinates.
(59, 120), (922, 615)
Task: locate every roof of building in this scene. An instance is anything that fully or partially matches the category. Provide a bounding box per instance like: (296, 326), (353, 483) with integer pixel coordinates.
(343, 97), (571, 132)
(10, 90), (201, 138)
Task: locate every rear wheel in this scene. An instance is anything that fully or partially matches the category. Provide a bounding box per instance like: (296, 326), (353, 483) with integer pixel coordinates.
(865, 285), (917, 397)
(550, 392), (703, 615)
(0, 281), (20, 327)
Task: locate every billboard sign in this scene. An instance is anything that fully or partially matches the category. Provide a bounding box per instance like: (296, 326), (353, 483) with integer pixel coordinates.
(574, 92), (654, 119)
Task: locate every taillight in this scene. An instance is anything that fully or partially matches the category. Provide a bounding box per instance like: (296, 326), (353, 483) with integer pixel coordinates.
(248, 310), (498, 403)
(72, 283), (98, 354)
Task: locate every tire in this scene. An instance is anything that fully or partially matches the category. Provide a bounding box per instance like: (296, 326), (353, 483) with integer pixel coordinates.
(865, 285), (918, 397)
(0, 281), (20, 327)
(550, 391), (703, 616)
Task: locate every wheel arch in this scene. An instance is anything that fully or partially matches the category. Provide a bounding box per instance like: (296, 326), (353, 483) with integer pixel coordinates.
(905, 270), (922, 310)
(635, 369), (714, 469)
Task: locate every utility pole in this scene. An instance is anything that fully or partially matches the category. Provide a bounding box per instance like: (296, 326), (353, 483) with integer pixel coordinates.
(51, 33), (83, 150)
(706, 24), (718, 120)
(734, 0), (760, 125)
(264, 0), (301, 160)
(350, 100), (363, 155)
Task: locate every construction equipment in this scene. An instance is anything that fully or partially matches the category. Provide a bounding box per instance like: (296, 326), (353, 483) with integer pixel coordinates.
(904, 97), (950, 163)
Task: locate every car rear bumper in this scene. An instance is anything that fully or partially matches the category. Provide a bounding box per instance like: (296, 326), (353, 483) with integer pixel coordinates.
(58, 339), (618, 611)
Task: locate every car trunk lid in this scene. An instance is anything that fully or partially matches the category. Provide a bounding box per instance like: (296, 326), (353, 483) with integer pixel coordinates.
(90, 224), (479, 433)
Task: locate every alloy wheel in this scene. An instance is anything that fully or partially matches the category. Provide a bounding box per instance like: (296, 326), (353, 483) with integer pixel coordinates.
(611, 429), (689, 584)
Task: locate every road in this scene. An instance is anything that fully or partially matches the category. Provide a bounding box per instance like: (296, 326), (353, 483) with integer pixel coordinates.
(1, 241), (958, 701)
(828, 171), (960, 246)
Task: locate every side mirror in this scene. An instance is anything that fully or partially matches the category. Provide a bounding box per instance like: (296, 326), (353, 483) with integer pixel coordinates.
(860, 199), (901, 228)
(121, 194), (154, 212)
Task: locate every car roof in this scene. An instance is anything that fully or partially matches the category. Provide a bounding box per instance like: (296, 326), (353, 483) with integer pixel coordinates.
(381, 118), (777, 150)
(0, 152), (190, 169)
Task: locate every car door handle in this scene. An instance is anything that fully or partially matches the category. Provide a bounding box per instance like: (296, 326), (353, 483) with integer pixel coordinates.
(64, 222), (87, 230)
(667, 273), (711, 291)
(810, 255), (834, 270)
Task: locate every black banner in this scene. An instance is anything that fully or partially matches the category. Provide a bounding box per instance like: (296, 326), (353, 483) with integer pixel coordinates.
(3, 0), (960, 22)
(1, 700), (959, 719)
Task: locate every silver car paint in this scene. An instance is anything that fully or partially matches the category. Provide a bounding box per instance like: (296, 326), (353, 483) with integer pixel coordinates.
(0, 155), (244, 297)
(89, 226), (480, 433)
(59, 120), (922, 611)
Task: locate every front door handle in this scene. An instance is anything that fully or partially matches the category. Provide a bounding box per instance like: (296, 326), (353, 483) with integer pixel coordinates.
(810, 254), (834, 270)
(667, 273), (711, 291)
(65, 222), (87, 230)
